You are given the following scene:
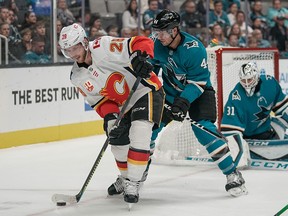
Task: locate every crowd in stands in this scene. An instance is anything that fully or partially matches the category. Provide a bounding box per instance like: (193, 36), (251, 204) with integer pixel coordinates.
(0, 0), (288, 66)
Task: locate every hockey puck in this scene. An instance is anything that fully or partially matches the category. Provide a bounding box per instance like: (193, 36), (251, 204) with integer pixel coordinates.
(56, 202), (66, 206)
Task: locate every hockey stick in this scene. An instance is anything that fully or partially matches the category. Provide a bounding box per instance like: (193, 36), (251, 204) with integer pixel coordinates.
(164, 104), (227, 141)
(52, 76), (142, 205)
(164, 104), (245, 166)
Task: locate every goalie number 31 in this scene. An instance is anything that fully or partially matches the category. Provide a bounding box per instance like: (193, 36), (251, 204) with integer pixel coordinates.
(226, 106), (235, 116)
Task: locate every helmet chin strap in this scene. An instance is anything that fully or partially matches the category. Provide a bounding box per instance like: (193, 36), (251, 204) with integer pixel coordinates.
(166, 27), (179, 48)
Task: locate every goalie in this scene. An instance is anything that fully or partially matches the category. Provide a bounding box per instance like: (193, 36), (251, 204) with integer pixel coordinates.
(221, 62), (288, 162)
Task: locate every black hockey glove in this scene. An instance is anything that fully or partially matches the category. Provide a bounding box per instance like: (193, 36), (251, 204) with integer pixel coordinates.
(103, 113), (126, 138)
(130, 50), (153, 79)
(171, 97), (190, 122)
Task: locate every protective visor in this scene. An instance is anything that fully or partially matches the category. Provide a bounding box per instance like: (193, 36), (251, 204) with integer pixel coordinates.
(61, 43), (83, 58)
(151, 28), (173, 39)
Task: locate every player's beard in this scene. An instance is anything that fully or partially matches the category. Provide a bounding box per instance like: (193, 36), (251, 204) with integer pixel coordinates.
(84, 50), (92, 65)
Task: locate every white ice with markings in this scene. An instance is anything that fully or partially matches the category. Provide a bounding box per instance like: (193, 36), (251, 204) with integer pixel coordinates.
(0, 134), (287, 216)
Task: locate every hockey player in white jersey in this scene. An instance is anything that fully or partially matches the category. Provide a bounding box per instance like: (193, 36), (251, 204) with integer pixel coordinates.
(58, 23), (165, 205)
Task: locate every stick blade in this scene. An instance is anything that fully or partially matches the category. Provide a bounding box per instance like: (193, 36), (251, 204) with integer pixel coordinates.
(51, 193), (77, 204)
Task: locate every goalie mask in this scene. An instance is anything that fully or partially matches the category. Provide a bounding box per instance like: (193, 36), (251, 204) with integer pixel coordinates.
(239, 62), (260, 97)
(58, 23), (88, 59)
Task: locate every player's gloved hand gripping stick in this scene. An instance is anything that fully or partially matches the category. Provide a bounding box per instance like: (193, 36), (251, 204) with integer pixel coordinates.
(52, 76), (142, 205)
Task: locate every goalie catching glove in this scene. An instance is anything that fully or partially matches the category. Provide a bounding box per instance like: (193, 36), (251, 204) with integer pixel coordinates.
(130, 50), (153, 78)
(170, 97), (190, 121)
(104, 113), (126, 139)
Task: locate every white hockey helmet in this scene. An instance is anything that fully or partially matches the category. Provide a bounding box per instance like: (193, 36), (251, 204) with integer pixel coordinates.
(58, 23), (87, 58)
(239, 62), (260, 97)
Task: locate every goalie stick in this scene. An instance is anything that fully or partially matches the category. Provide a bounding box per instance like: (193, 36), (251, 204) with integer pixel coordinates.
(52, 76), (142, 205)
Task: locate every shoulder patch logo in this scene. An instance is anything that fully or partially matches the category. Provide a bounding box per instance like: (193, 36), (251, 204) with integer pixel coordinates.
(84, 80), (94, 92)
(184, 40), (199, 49)
(232, 90), (241, 100)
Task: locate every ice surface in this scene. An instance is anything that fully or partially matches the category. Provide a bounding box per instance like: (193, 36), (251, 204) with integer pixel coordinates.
(0, 135), (287, 216)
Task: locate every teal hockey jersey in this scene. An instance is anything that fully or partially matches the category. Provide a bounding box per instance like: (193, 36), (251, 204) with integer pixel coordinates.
(221, 75), (288, 137)
(150, 31), (212, 104)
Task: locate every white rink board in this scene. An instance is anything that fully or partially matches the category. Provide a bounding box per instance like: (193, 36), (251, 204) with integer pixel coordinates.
(0, 65), (100, 133)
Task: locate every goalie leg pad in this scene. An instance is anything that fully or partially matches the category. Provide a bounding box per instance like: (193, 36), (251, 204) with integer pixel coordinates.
(189, 87), (217, 122)
(271, 117), (288, 139)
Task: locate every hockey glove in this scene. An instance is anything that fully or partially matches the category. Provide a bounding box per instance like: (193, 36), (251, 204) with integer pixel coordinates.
(103, 113), (127, 139)
(171, 97), (190, 122)
(130, 50), (153, 79)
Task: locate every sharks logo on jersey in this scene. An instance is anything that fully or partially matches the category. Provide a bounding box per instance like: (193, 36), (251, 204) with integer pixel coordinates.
(253, 96), (273, 126)
(232, 90), (241, 101)
(162, 65), (185, 92)
(184, 40), (199, 49)
(168, 57), (178, 68)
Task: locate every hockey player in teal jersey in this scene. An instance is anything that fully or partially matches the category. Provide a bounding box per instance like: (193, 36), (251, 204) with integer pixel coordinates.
(145, 9), (248, 197)
(221, 62), (288, 140)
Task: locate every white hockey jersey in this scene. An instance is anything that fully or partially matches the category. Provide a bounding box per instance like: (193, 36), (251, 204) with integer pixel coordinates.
(70, 36), (162, 117)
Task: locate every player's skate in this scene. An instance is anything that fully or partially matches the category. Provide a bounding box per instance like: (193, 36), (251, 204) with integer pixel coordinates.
(124, 179), (141, 210)
(225, 169), (248, 197)
(107, 175), (125, 196)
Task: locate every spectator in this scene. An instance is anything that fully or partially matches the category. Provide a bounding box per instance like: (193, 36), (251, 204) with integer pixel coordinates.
(134, 0), (147, 15)
(89, 15), (107, 38)
(106, 24), (119, 37)
(235, 10), (253, 37)
(270, 16), (288, 54)
(76, 8), (91, 34)
(195, 0), (208, 15)
(22, 36), (51, 64)
(222, 0), (240, 13)
(88, 26), (106, 40)
(251, 17), (269, 40)
(6, 0), (19, 18)
(209, 23), (228, 46)
(0, 6), (9, 24)
(247, 37), (258, 48)
(57, 0), (75, 26)
(209, 0), (230, 31)
(143, 0), (161, 36)
(9, 27), (32, 63)
(0, 22), (9, 64)
(252, 29), (271, 48)
(120, 27), (132, 37)
(227, 2), (238, 26)
(122, 0), (144, 36)
(250, 0), (267, 24)
(227, 33), (239, 47)
(32, 20), (50, 55)
(180, 0), (205, 30)
(227, 23), (246, 47)
(20, 11), (37, 31)
(267, 0), (288, 28)
(7, 9), (21, 44)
